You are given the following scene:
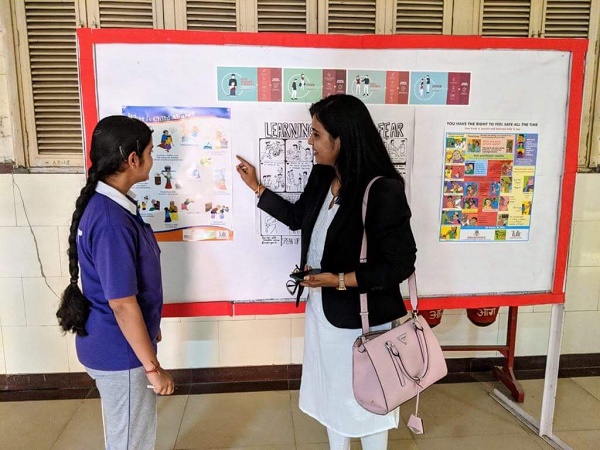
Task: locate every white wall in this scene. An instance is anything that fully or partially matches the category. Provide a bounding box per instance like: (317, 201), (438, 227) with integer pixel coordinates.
(0, 172), (599, 374)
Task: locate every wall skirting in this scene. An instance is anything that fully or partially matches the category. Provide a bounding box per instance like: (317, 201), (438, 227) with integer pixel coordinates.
(2, 354), (600, 402)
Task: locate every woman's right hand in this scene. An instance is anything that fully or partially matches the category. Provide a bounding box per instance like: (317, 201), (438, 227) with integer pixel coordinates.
(147, 368), (174, 395)
(235, 155), (260, 192)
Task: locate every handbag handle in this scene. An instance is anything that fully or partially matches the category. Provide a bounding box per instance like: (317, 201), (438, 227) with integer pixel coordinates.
(359, 177), (419, 334)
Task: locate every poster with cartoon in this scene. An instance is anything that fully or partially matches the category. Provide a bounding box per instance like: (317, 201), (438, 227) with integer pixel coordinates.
(257, 121), (312, 245)
(439, 121), (538, 242)
(257, 117), (413, 245)
(218, 66), (470, 106)
(123, 106), (234, 241)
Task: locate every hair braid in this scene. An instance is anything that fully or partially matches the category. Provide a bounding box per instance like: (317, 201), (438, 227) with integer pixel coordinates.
(56, 171), (100, 336)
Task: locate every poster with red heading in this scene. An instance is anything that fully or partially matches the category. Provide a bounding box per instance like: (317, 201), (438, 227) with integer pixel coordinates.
(440, 121), (538, 242)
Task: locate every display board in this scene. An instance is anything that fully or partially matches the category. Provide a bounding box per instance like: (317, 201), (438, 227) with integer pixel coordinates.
(77, 30), (586, 311)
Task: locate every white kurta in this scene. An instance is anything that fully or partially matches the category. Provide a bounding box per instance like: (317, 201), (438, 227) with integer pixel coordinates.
(298, 190), (399, 437)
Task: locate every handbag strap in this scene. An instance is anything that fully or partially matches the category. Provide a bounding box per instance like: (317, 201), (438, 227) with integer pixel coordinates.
(359, 177), (419, 335)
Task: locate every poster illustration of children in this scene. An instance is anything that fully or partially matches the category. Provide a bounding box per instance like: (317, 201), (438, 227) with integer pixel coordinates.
(158, 130), (173, 151)
(463, 197), (478, 211)
(468, 139), (481, 153)
(501, 177), (512, 193)
(440, 226), (459, 240)
(169, 201), (178, 221)
(161, 165), (175, 189)
(523, 176), (534, 193)
(446, 149), (465, 163)
(465, 182), (478, 197)
(441, 211), (461, 225)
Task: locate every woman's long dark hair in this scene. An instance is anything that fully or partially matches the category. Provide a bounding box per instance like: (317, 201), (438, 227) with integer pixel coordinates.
(57, 116), (152, 336)
(309, 94), (401, 202)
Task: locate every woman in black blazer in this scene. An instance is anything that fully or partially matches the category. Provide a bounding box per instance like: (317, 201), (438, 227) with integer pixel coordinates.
(236, 94), (416, 450)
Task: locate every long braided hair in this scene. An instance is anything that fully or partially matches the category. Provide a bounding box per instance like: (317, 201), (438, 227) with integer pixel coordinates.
(57, 115), (152, 336)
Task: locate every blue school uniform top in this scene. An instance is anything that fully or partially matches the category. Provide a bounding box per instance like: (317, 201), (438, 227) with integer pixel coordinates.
(76, 181), (163, 371)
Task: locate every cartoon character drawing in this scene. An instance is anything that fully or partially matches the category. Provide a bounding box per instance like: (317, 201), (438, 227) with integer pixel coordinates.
(158, 130), (173, 151)
(465, 183), (478, 197)
(524, 176), (534, 193)
(168, 201), (178, 221)
(441, 226), (458, 240)
(448, 149), (465, 163)
(362, 74), (370, 96)
(516, 134), (526, 158)
(229, 74), (238, 96)
(161, 165), (174, 189)
(501, 161), (512, 176)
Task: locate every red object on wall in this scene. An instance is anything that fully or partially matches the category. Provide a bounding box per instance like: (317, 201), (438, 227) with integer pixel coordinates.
(467, 307), (500, 327)
(419, 309), (444, 328)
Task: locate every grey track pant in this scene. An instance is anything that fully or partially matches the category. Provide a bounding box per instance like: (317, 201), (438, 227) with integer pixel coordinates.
(87, 366), (157, 450)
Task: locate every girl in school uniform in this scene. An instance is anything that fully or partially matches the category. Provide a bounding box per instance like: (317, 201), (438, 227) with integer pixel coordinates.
(57, 115), (174, 449)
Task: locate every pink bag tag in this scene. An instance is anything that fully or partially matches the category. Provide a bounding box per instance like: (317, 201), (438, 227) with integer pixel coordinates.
(360, 177), (424, 435)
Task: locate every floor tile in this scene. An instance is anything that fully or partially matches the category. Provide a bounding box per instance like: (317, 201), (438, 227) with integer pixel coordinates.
(51, 395), (189, 450)
(404, 382), (531, 438)
(174, 390), (295, 449)
(510, 378), (600, 432)
(571, 376), (600, 401)
(1, 377), (599, 450)
(554, 430), (600, 449)
(195, 447), (297, 450)
(290, 390), (329, 444)
(412, 433), (547, 450)
(0, 399), (81, 450)
(390, 413), (417, 440)
(157, 395), (190, 450)
(50, 399), (104, 450)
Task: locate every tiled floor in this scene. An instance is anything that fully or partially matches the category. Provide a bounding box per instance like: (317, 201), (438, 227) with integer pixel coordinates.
(1, 377), (599, 449)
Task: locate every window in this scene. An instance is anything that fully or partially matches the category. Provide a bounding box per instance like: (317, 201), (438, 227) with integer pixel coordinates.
(9, 0), (600, 169)
(478, 0), (600, 169)
(394, 0), (450, 35)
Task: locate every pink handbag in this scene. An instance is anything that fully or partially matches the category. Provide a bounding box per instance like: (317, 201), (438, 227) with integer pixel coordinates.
(352, 177), (447, 434)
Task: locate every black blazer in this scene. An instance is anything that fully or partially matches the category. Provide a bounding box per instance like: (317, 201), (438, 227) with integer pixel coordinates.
(258, 164), (417, 329)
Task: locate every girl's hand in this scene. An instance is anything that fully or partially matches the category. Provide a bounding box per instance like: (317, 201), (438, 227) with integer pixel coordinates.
(300, 272), (338, 288)
(235, 156), (260, 191)
(147, 368), (174, 396)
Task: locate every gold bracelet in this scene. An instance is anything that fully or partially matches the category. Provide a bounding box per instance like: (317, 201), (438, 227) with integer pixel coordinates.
(254, 183), (262, 196)
(336, 272), (347, 291)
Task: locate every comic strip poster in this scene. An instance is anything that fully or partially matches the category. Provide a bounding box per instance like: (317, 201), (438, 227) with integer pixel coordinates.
(123, 106), (234, 241)
(440, 121), (538, 242)
(257, 118), (411, 246)
(257, 121), (312, 246)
